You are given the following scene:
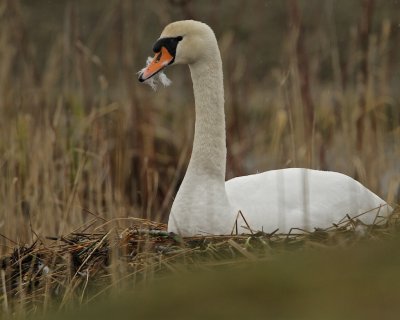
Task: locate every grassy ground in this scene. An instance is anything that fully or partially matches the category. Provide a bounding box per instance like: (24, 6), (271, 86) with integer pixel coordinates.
(0, 0), (399, 318)
(0, 211), (398, 319)
(36, 232), (400, 320)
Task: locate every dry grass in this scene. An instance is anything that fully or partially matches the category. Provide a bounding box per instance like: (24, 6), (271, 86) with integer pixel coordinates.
(43, 229), (400, 320)
(0, 205), (398, 318)
(0, 0), (399, 318)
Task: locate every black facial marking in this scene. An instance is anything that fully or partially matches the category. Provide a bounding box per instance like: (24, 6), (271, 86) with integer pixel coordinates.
(152, 36), (183, 64)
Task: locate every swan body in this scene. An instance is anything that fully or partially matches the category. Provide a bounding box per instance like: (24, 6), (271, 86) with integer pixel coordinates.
(138, 20), (392, 236)
(226, 168), (390, 233)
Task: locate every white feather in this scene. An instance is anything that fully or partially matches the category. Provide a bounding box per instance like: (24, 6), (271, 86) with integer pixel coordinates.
(137, 56), (172, 91)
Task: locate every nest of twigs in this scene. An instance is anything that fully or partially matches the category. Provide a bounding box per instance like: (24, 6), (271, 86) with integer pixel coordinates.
(1, 206), (399, 314)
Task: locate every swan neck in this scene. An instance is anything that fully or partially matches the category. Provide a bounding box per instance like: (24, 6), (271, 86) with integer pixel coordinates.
(188, 51), (226, 180)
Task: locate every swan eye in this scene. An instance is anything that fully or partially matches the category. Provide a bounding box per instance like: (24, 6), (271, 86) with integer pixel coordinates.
(176, 36), (183, 41)
(155, 51), (162, 62)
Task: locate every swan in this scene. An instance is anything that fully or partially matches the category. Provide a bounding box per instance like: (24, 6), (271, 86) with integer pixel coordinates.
(138, 20), (392, 236)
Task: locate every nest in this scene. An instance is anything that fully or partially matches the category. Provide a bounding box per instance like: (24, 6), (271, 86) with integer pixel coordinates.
(0, 207), (399, 315)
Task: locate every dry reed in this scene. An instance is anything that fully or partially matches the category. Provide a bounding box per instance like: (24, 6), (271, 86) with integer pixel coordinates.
(0, 205), (398, 316)
(0, 0), (399, 317)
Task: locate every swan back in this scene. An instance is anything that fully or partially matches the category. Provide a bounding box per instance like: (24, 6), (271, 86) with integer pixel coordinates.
(226, 168), (391, 233)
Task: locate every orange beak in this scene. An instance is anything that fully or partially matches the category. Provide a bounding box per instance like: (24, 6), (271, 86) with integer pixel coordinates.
(138, 47), (174, 82)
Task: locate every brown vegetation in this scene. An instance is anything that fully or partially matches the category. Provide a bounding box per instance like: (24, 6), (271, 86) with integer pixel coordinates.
(0, 0), (399, 317)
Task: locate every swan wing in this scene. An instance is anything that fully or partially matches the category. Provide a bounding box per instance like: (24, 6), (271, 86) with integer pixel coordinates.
(225, 168), (391, 233)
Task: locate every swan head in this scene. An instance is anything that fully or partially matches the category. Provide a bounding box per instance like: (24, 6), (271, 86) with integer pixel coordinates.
(138, 20), (217, 82)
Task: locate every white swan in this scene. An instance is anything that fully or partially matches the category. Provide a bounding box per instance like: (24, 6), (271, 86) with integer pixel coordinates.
(138, 20), (392, 236)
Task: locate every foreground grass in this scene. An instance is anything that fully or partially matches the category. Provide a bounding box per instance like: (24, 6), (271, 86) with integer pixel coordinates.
(38, 233), (400, 320)
(0, 209), (397, 319)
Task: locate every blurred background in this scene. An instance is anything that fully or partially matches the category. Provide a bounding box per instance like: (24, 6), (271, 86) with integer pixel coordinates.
(0, 0), (399, 250)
